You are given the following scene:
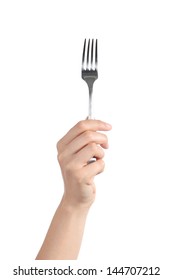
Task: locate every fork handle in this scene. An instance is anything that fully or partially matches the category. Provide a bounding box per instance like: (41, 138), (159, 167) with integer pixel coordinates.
(87, 116), (94, 120)
(86, 84), (96, 163)
(86, 115), (96, 164)
(88, 84), (93, 119)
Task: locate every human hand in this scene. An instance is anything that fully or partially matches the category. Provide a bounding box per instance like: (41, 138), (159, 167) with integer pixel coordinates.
(56, 120), (112, 209)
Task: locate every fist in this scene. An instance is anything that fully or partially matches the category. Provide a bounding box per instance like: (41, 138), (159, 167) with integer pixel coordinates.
(57, 120), (112, 208)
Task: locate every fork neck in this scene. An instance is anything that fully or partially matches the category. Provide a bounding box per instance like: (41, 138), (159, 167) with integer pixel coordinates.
(87, 83), (93, 94)
(86, 78), (95, 92)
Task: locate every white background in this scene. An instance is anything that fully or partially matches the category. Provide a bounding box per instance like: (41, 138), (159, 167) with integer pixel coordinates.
(0, 0), (173, 278)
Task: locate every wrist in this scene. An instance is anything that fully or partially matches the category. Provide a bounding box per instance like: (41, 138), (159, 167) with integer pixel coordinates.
(60, 195), (91, 215)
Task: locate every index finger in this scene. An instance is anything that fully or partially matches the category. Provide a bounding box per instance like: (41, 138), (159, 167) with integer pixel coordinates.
(58, 120), (112, 147)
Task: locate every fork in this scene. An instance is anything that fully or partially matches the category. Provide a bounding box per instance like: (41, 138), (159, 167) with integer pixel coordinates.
(82, 38), (98, 119)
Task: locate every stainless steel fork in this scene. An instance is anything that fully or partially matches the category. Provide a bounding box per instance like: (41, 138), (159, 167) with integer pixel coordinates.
(82, 39), (98, 119)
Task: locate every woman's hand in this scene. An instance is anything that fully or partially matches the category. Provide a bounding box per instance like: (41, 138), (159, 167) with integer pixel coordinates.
(36, 120), (112, 260)
(57, 120), (112, 208)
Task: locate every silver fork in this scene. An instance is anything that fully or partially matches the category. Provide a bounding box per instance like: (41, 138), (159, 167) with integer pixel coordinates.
(82, 38), (98, 119)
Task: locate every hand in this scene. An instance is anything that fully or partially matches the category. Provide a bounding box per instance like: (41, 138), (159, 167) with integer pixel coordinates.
(56, 120), (112, 208)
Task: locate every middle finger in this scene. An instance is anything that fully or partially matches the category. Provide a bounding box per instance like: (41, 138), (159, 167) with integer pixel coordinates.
(67, 130), (109, 155)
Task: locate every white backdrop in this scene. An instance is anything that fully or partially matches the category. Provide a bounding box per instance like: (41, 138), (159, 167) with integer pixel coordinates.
(0, 0), (173, 278)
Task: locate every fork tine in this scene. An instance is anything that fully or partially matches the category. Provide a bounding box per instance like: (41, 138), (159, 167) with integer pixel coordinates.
(95, 39), (98, 69)
(82, 39), (86, 68)
(87, 39), (90, 69)
(91, 39), (94, 68)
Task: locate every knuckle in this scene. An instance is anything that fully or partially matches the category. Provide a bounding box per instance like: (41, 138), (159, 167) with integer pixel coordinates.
(56, 140), (61, 151)
(84, 131), (93, 141)
(57, 151), (67, 166)
(57, 152), (63, 164)
(77, 120), (87, 132)
(88, 142), (97, 152)
(98, 146), (105, 157)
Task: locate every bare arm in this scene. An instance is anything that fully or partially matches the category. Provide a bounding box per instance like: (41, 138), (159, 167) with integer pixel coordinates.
(36, 119), (112, 260)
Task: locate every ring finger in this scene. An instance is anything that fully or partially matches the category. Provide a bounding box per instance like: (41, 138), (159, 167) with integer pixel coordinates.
(74, 143), (105, 167)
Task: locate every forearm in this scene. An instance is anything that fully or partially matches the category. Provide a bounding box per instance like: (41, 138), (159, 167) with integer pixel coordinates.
(36, 196), (90, 260)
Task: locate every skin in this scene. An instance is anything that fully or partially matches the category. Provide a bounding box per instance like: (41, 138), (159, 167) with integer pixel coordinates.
(36, 119), (112, 260)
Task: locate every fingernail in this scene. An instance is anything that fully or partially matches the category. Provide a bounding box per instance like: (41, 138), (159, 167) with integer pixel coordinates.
(105, 123), (112, 129)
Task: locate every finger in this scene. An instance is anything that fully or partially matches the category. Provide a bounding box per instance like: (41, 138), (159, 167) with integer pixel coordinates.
(57, 120), (112, 151)
(84, 159), (105, 180)
(67, 131), (109, 155)
(74, 143), (104, 166)
(58, 137), (105, 167)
